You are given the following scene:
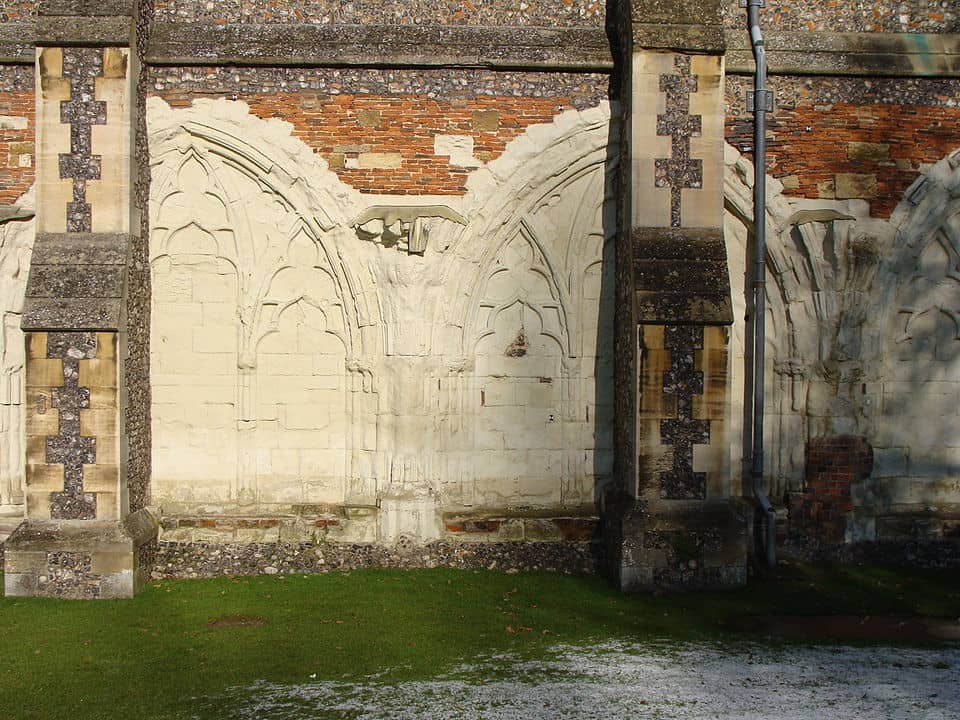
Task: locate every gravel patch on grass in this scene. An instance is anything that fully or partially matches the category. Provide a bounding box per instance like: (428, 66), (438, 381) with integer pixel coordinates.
(201, 641), (960, 719)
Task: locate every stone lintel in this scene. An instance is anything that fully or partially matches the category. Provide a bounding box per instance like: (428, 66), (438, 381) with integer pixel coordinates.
(632, 227), (733, 325)
(3, 510), (158, 599)
(36, 16), (134, 47)
(147, 23), (614, 70)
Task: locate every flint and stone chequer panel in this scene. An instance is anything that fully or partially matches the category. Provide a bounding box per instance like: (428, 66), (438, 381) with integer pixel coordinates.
(630, 51), (724, 231)
(24, 331), (119, 521)
(37, 47), (131, 235)
(638, 325), (729, 501)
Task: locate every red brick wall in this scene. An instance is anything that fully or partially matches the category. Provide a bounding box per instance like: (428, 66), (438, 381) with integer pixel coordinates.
(0, 90), (34, 205)
(156, 90), (571, 195)
(790, 435), (873, 543)
(727, 101), (960, 218)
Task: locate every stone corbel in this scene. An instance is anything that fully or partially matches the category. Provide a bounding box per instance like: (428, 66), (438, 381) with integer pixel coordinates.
(351, 205), (467, 255)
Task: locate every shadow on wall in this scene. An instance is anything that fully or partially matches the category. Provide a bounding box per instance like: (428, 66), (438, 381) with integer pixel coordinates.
(725, 145), (960, 543)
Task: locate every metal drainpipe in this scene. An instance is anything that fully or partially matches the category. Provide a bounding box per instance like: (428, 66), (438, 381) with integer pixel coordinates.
(746, 0), (777, 569)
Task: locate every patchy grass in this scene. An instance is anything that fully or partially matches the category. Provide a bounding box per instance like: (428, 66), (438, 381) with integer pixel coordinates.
(0, 562), (958, 720)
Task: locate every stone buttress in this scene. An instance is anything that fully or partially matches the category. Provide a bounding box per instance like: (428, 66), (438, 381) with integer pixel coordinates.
(607, 0), (748, 589)
(3, 1), (157, 599)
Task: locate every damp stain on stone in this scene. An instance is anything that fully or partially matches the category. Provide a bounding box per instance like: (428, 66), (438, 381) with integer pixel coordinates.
(505, 328), (528, 357)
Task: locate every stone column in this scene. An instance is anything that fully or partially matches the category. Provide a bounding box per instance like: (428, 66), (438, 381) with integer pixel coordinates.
(3, 2), (157, 599)
(607, 0), (747, 590)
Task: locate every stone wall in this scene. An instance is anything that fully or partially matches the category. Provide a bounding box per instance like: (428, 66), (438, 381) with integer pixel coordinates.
(724, 142), (960, 554)
(0, 1), (958, 591)
(146, 97), (616, 542)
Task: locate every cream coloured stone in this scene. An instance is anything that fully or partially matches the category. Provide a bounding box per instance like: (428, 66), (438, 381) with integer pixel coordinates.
(145, 98), (616, 528)
(435, 135), (482, 168)
(88, 64), (132, 234)
(357, 152), (403, 170)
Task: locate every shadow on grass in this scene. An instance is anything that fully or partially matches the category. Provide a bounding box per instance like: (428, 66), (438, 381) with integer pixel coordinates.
(1, 563), (958, 720)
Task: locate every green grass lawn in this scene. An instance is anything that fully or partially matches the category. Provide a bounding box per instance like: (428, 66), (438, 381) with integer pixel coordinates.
(1, 562), (958, 720)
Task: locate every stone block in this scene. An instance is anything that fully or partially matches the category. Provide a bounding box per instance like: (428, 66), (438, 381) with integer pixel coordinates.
(194, 273), (236, 302)
(282, 404), (330, 431)
(0, 115), (27, 129)
(835, 173), (878, 199)
(80, 408), (118, 437)
(25, 491), (51, 517)
(25, 402), (59, 436)
(471, 110), (499, 132)
(83, 464), (119, 493)
(26, 463), (65, 491)
(260, 354), (314, 376)
(482, 379), (517, 406)
(357, 152), (402, 170)
(79, 358), (117, 389)
(26, 358), (64, 388)
(355, 109), (380, 128)
(193, 325), (237, 353)
(847, 142), (889, 161)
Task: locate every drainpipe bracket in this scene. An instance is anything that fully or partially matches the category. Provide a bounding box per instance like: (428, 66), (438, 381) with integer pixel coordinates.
(746, 89), (774, 112)
(739, 0), (765, 6)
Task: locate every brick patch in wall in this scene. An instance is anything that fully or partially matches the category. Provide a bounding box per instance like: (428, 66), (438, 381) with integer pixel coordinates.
(726, 99), (960, 218)
(154, 91), (571, 195)
(789, 435), (873, 544)
(0, 90), (35, 204)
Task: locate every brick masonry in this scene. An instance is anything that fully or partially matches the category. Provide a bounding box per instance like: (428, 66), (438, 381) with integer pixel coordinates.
(790, 435), (873, 544)
(0, 66), (35, 204)
(151, 67), (610, 196)
(726, 76), (960, 218)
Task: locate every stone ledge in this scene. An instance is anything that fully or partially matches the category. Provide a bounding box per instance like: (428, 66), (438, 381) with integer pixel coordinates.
(726, 31), (960, 77)
(31, 233), (129, 265)
(631, 23), (725, 54)
(632, 227), (733, 325)
(146, 23), (613, 70)
(22, 298), (123, 331)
